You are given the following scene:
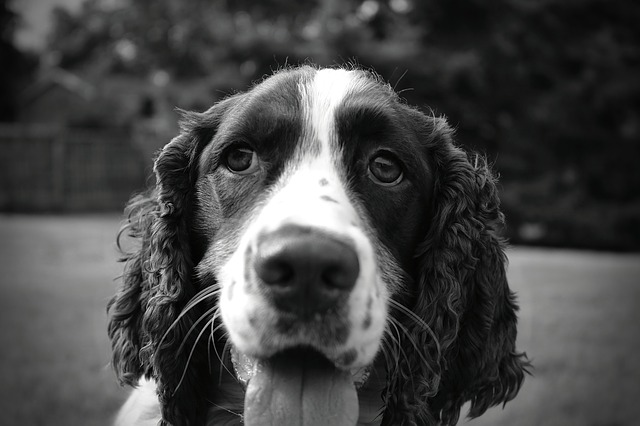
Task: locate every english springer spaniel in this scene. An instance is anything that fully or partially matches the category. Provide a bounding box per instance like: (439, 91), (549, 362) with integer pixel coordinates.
(108, 65), (529, 426)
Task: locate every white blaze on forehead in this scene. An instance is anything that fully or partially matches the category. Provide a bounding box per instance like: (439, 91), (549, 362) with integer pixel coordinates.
(303, 68), (367, 154)
(267, 68), (367, 230)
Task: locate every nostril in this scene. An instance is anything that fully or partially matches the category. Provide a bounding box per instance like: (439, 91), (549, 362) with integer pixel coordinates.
(322, 258), (359, 290)
(255, 258), (294, 286)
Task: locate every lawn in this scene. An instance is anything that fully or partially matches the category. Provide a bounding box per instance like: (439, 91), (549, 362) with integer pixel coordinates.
(0, 215), (126, 426)
(0, 215), (638, 426)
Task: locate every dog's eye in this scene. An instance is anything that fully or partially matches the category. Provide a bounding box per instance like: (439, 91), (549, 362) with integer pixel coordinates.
(368, 152), (403, 186)
(224, 145), (259, 174)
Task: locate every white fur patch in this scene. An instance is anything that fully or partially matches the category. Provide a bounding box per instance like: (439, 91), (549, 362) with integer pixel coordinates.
(113, 378), (161, 426)
(307, 69), (361, 149)
(219, 68), (388, 369)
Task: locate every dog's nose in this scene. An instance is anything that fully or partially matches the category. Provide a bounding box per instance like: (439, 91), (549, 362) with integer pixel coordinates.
(254, 225), (359, 316)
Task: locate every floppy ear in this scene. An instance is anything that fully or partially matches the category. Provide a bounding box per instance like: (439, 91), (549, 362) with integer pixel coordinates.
(107, 97), (237, 426)
(382, 108), (529, 425)
(108, 193), (158, 386)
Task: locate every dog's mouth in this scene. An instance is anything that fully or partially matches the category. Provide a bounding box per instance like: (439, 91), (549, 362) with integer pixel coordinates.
(230, 346), (370, 426)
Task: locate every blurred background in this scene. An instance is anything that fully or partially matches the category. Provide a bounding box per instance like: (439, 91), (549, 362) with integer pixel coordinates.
(3, 0), (640, 249)
(0, 0), (639, 425)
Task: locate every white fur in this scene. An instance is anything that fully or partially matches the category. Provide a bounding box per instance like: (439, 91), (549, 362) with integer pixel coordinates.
(113, 378), (161, 426)
(307, 68), (362, 149)
(219, 68), (388, 368)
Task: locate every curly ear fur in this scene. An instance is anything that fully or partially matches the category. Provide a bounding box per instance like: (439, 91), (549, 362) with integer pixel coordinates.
(107, 98), (237, 426)
(108, 193), (158, 386)
(382, 109), (529, 425)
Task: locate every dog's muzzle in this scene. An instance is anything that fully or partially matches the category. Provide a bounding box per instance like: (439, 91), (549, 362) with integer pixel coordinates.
(254, 224), (359, 317)
(230, 225), (370, 426)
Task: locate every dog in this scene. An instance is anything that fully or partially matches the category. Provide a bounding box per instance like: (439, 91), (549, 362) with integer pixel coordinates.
(108, 65), (529, 426)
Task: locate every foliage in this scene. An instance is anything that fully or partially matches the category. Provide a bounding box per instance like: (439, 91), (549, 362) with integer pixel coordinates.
(0, 0), (37, 120)
(41, 0), (640, 250)
(357, 0), (640, 250)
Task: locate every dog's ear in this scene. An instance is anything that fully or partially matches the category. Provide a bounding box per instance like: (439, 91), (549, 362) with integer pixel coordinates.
(421, 146), (530, 425)
(108, 193), (157, 386)
(383, 107), (529, 425)
(107, 96), (238, 425)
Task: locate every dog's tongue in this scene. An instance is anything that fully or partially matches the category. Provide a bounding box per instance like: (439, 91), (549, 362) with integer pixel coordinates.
(243, 348), (358, 426)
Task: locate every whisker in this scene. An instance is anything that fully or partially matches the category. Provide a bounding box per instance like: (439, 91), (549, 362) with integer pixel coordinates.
(387, 316), (437, 377)
(384, 319), (409, 373)
(173, 317), (214, 395)
(211, 323), (236, 383)
(388, 317), (433, 394)
(182, 288), (220, 314)
(177, 305), (220, 355)
(382, 319), (419, 397)
(388, 299), (430, 330)
(381, 321), (399, 377)
(209, 321), (228, 365)
(207, 331), (214, 374)
(158, 286), (221, 349)
(208, 401), (244, 421)
(396, 87), (415, 95)
(388, 316), (429, 364)
(388, 299), (442, 359)
(393, 68), (409, 92)
(211, 317), (225, 384)
(205, 311), (225, 373)
(379, 338), (396, 380)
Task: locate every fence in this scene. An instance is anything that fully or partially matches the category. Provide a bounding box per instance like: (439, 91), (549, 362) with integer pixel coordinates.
(0, 124), (148, 212)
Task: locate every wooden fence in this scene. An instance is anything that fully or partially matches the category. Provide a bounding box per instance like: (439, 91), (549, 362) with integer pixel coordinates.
(0, 124), (148, 211)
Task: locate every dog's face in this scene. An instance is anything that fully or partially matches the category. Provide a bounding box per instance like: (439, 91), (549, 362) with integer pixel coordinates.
(194, 68), (430, 375)
(109, 65), (528, 426)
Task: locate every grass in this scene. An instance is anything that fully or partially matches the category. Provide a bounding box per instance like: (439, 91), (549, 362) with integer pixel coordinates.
(0, 215), (639, 426)
(465, 248), (640, 426)
(0, 214), (125, 426)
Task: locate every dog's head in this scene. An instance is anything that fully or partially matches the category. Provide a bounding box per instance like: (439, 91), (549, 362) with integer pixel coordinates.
(108, 66), (528, 426)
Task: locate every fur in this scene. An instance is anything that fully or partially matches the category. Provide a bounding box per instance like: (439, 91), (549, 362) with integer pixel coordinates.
(107, 65), (529, 426)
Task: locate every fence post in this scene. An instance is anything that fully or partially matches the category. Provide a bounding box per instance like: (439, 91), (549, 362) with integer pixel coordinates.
(51, 129), (65, 210)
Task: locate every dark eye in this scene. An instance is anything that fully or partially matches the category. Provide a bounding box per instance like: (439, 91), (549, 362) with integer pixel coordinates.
(224, 144), (259, 174)
(368, 152), (403, 186)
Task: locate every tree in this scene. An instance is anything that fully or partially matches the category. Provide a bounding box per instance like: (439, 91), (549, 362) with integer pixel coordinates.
(0, 0), (36, 121)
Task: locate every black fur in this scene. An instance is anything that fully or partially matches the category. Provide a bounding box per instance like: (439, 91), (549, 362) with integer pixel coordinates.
(107, 66), (529, 426)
